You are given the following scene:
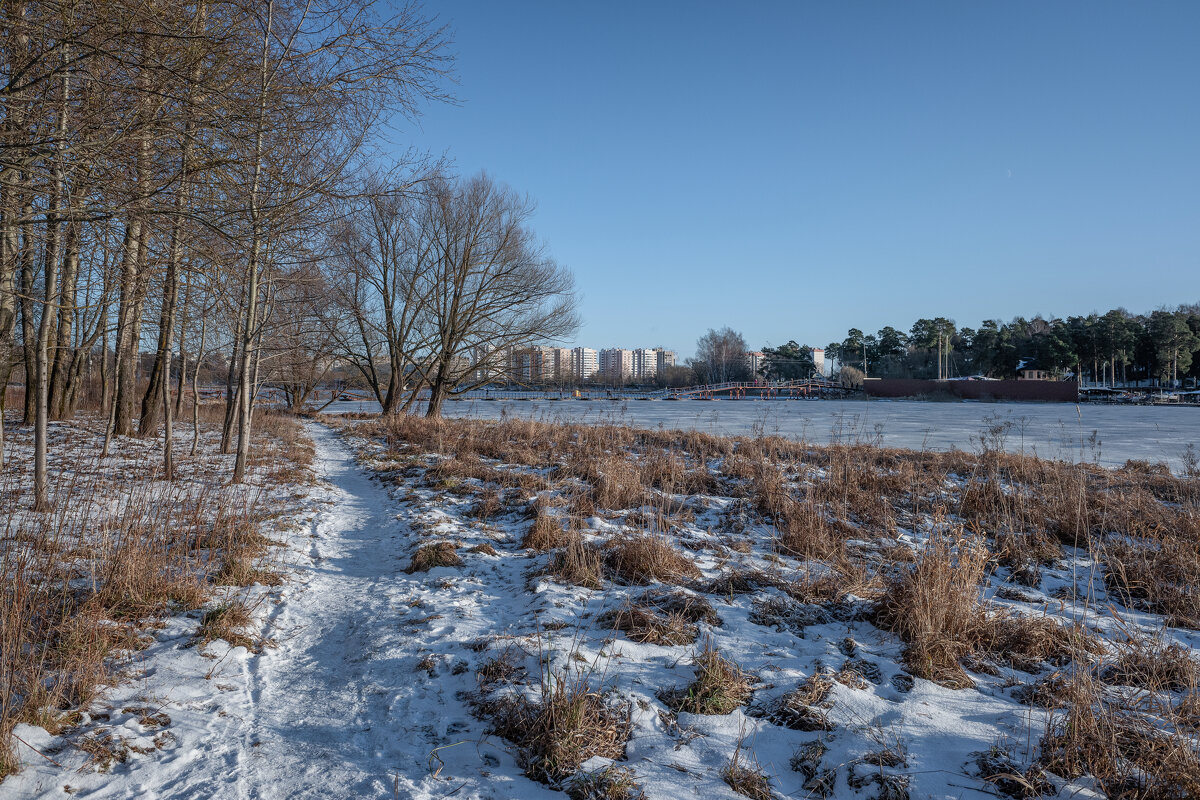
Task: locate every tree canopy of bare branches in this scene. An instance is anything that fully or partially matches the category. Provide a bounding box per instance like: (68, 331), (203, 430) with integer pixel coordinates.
(327, 172), (579, 417)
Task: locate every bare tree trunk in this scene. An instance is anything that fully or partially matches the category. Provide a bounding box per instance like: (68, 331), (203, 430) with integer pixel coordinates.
(35, 64), (69, 509)
(425, 361), (448, 417)
(19, 190), (35, 423)
(0, 366), (11, 473)
(191, 313), (206, 456)
(232, 2), (273, 483)
(139, 263), (178, 436)
(49, 218), (80, 418)
(155, 195), (187, 477)
(100, 299), (111, 413)
(220, 313), (242, 453)
(113, 217), (145, 436)
(174, 271), (191, 416)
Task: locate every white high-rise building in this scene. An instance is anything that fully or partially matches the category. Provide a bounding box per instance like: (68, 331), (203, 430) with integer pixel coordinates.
(812, 347), (826, 377)
(632, 348), (658, 380)
(746, 351), (765, 378)
(570, 347), (599, 379)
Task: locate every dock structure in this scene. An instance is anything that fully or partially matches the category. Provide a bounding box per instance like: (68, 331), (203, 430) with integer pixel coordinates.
(662, 378), (850, 400)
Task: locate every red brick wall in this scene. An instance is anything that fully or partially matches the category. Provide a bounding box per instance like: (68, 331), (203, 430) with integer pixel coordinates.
(863, 379), (1078, 402)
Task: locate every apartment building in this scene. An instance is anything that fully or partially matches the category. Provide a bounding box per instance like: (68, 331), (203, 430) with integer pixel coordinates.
(631, 348), (658, 380)
(570, 347), (599, 379)
(510, 346), (559, 383)
(653, 347), (676, 374)
(599, 348), (634, 380)
(746, 351), (765, 377)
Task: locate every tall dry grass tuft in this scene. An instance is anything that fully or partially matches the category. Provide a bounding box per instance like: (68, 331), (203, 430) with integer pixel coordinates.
(604, 535), (700, 585)
(874, 524), (989, 688)
(406, 541), (462, 573)
(550, 532), (605, 589)
(1037, 667), (1200, 798)
(660, 636), (754, 715)
(523, 510), (569, 551)
(482, 659), (631, 786)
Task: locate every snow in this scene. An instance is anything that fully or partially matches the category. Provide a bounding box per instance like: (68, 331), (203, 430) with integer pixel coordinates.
(4, 419), (1196, 799)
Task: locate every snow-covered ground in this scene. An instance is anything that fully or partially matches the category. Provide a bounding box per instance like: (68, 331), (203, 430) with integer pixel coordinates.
(5, 417), (1196, 799)
(327, 398), (1199, 471)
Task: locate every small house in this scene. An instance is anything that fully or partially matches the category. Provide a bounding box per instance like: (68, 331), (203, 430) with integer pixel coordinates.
(1016, 358), (1050, 381)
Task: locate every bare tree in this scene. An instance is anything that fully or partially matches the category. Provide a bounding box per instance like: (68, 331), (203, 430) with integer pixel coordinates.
(690, 326), (750, 384)
(326, 173), (438, 414)
(415, 173), (579, 417)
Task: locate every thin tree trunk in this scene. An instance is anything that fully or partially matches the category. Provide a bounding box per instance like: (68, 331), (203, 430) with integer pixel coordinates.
(49, 218), (79, 418)
(232, 2), (273, 483)
(220, 313), (242, 453)
(19, 189), (35, 423)
(35, 63), (69, 510)
(191, 313), (206, 456)
(174, 271), (191, 416)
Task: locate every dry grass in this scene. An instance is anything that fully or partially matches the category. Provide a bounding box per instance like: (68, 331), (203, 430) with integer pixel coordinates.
(759, 672), (835, 731)
(874, 526), (990, 688)
(405, 541), (462, 573)
(634, 588), (721, 627)
(477, 645), (528, 689)
(792, 739), (834, 798)
(604, 535), (701, 585)
(661, 637), (754, 715)
(0, 410), (311, 779)
(523, 510), (569, 551)
(722, 744), (772, 800)
(197, 601), (257, 652)
(599, 604), (697, 646)
(549, 532), (605, 589)
(1037, 670), (1200, 798)
(1105, 631), (1199, 693)
(348, 410), (1200, 796)
(482, 667), (631, 786)
(566, 765), (646, 800)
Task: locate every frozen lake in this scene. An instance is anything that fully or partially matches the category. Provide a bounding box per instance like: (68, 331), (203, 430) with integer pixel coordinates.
(327, 398), (1198, 471)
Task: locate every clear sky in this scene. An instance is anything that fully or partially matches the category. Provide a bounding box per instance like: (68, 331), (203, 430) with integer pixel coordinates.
(389, 1), (1199, 359)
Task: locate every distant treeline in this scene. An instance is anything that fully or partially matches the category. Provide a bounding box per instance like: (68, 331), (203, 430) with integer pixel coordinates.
(823, 305), (1200, 384)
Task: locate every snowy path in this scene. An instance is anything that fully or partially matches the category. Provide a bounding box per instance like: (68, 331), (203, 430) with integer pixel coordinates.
(220, 423), (448, 797)
(176, 423), (532, 799)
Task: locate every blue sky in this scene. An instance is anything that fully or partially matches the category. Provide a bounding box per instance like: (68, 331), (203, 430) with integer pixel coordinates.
(390, 1), (1199, 359)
